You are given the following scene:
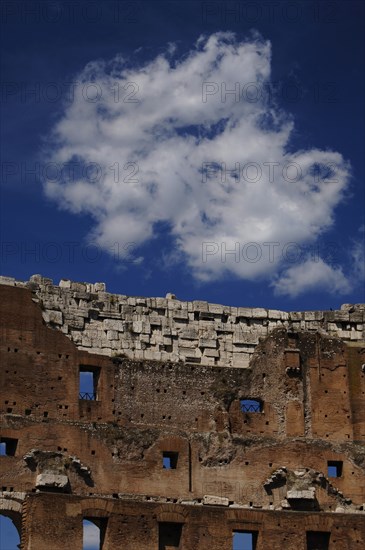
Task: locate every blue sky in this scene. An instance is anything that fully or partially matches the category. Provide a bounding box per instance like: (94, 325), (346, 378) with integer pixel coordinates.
(1, 0), (364, 317)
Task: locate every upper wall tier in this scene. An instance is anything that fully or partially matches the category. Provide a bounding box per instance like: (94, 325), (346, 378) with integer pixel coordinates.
(0, 274), (364, 367)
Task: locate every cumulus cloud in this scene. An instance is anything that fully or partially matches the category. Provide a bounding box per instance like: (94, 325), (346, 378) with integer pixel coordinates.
(43, 32), (352, 289)
(271, 257), (352, 298)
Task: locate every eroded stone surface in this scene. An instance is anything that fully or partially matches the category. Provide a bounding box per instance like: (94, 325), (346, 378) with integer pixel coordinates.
(1, 275), (364, 370)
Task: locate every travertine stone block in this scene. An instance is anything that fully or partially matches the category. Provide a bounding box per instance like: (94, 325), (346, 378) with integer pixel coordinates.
(203, 495), (229, 506)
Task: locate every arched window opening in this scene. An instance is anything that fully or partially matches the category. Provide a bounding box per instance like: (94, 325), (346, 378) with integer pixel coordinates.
(0, 514), (21, 549)
(240, 399), (262, 413)
(83, 518), (107, 549)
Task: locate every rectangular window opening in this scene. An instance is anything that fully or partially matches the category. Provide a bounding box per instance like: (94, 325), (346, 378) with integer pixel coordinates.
(327, 460), (342, 477)
(162, 451), (179, 469)
(79, 366), (101, 401)
(0, 437), (18, 457)
(232, 530), (258, 550)
(306, 531), (330, 550)
(240, 399), (262, 413)
(159, 522), (183, 550)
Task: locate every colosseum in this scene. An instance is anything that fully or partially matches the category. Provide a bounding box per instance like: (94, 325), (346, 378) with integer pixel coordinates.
(0, 274), (364, 549)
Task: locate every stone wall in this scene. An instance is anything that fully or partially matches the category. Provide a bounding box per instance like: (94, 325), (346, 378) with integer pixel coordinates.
(1, 283), (365, 549)
(1, 274), (364, 368)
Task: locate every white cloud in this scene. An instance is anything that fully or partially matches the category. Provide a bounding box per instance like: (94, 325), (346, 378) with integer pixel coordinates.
(43, 32), (352, 290)
(271, 257), (352, 298)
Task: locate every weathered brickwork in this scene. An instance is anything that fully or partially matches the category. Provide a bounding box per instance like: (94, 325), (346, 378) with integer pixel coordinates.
(0, 278), (364, 549)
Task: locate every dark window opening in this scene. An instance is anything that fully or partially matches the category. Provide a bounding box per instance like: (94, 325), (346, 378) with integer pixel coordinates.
(162, 451), (179, 469)
(233, 530), (258, 550)
(0, 437), (18, 457)
(327, 461), (342, 477)
(83, 517), (107, 549)
(79, 366), (101, 400)
(306, 531), (330, 550)
(240, 399), (262, 413)
(159, 522), (183, 550)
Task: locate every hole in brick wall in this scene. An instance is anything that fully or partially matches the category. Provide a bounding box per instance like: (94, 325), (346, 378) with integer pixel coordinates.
(25, 409), (31, 415)
(43, 412), (48, 418)
(91, 450), (95, 455)
(306, 531), (330, 550)
(327, 461), (342, 477)
(233, 531), (258, 550)
(159, 522), (183, 550)
(162, 451), (179, 469)
(6, 408), (12, 414)
(0, 437), (18, 456)
(58, 376), (62, 380)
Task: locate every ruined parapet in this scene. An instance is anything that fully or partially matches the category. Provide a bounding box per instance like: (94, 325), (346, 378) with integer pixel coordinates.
(0, 274), (364, 368)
